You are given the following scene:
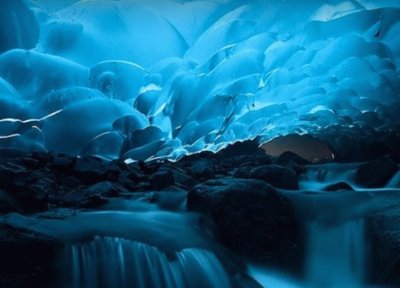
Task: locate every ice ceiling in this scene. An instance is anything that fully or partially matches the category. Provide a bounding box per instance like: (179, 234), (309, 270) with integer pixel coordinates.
(0, 0), (399, 160)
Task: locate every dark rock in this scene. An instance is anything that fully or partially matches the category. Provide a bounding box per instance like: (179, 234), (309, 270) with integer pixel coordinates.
(85, 181), (123, 197)
(62, 181), (123, 207)
(323, 182), (354, 192)
(72, 156), (108, 184)
(167, 167), (198, 189)
(0, 164), (27, 192)
(216, 140), (266, 159)
(0, 190), (20, 214)
(316, 126), (400, 163)
(0, 166), (56, 212)
(118, 172), (141, 192)
(19, 157), (42, 169)
(233, 166), (252, 178)
(276, 151), (310, 166)
(138, 160), (160, 174)
(0, 224), (59, 288)
(149, 169), (175, 190)
(250, 165), (299, 190)
(218, 155), (271, 176)
(188, 178), (303, 274)
(80, 195), (109, 208)
(57, 176), (82, 191)
(0, 148), (28, 159)
(366, 207), (400, 286)
(51, 154), (75, 172)
(190, 158), (215, 179)
(177, 152), (216, 179)
(30, 152), (53, 166)
(356, 158), (398, 188)
(105, 159), (127, 181)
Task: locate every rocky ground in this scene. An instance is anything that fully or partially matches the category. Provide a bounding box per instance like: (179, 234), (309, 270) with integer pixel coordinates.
(0, 140), (399, 287)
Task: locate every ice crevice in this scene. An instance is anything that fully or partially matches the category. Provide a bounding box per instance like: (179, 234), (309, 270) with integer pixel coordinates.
(0, 0), (399, 161)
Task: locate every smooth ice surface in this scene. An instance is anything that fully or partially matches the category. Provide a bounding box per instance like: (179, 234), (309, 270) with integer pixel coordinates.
(1, 0), (399, 159)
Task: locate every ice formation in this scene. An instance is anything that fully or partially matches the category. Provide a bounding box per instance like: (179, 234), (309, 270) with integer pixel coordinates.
(0, 0), (399, 160)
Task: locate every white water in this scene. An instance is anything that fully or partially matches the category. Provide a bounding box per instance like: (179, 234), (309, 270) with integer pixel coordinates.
(300, 162), (400, 191)
(299, 163), (359, 191)
(305, 219), (365, 288)
(66, 236), (232, 288)
(248, 218), (366, 288)
(387, 171), (400, 189)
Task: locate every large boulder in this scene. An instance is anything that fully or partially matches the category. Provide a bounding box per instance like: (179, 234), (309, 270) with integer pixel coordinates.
(323, 181), (354, 192)
(0, 162), (56, 212)
(187, 178), (303, 274)
(275, 151), (310, 167)
(356, 158), (398, 188)
(0, 223), (59, 288)
(0, 190), (20, 214)
(366, 206), (400, 286)
(149, 169), (175, 190)
(234, 165), (299, 190)
(61, 181), (126, 208)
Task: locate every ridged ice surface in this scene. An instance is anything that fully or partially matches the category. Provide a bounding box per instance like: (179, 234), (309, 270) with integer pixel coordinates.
(0, 0), (399, 159)
(65, 236), (232, 288)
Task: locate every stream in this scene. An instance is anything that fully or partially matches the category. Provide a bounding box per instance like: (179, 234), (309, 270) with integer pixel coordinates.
(1, 163), (399, 288)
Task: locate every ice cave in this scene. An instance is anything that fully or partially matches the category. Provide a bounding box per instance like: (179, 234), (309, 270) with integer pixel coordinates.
(0, 0), (399, 287)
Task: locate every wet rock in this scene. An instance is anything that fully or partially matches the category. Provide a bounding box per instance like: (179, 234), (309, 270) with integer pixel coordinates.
(149, 169), (175, 190)
(167, 166), (198, 189)
(177, 152), (216, 179)
(118, 172), (141, 192)
(62, 181), (123, 207)
(72, 156), (108, 184)
(0, 166), (56, 212)
(80, 195), (109, 208)
(57, 176), (82, 191)
(366, 206), (400, 287)
(275, 151), (310, 167)
(51, 154), (75, 172)
(188, 178), (303, 274)
(105, 159), (127, 181)
(323, 182), (354, 192)
(138, 160), (160, 174)
(249, 165), (299, 190)
(216, 140), (266, 159)
(190, 158), (215, 179)
(85, 181), (124, 197)
(30, 152), (53, 166)
(233, 166), (252, 178)
(0, 223), (59, 288)
(19, 157), (42, 169)
(356, 158), (398, 188)
(0, 190), (20, 214)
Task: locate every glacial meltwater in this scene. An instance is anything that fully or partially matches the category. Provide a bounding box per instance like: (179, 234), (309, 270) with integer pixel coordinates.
(65, 236), (231, 288)
(1, 163), (399, 287)
(305, 219), (366, 288)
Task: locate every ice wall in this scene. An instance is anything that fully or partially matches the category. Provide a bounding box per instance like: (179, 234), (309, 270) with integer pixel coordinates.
(0, 0), (399, 160)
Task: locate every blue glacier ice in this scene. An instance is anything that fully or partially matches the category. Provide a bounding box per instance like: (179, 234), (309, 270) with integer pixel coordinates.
(0, 0), (399, 160)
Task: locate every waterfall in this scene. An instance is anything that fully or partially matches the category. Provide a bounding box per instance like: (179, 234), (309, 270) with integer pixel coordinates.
(386, 170), (400, 188)
(305, 219), (366, 288)
(65, 236), (232, 288)
(299, 163), (359, 190)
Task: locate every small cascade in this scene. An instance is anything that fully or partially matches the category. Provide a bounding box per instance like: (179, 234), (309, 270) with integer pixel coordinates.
(305, 219), (366, 288)
(300, 163), (359, 190)
(65, 236), (232, 288)
(386, 170), (400, 188)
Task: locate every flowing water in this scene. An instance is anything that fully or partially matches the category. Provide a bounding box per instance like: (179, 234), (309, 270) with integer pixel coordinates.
(65, 236), (231, 288)
(250, 162), (400, 288)
(2, 164), (400, 287)
(305, 219), (366, 288)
